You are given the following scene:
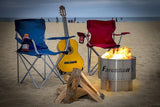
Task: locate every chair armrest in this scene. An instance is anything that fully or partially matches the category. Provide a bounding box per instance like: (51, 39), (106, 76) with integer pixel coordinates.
(16, 39), (40, 55)
(77, 32), (90, 37)
(113, 32), (130, 36)
(45, 36), (75, 40)
(113, 32), (130, 45)
(121, 32), (130, 35)
(77, 32), (86, 37)
(15, 36), (23, 44)
(77, 32), (90, 44)
(31, 39), (40, 55)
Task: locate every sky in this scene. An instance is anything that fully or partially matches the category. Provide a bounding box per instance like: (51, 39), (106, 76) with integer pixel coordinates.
(0, 0), (160, 18)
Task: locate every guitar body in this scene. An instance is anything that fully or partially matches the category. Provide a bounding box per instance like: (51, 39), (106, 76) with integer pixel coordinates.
(57, 39), (84, 72)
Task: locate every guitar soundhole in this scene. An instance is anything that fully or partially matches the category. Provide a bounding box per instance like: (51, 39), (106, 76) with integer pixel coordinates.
(66, 47), (73, 55)
(64, 61), (77, 64)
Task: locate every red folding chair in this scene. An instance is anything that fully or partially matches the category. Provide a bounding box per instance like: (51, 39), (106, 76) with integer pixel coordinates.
(77, 20), (130, 75)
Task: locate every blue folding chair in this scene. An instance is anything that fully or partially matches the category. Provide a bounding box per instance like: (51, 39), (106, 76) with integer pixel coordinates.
(15, 19), (74, 88)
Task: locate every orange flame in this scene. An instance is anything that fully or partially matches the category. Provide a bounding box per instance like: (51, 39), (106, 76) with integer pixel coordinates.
(101, 47), (132, 59)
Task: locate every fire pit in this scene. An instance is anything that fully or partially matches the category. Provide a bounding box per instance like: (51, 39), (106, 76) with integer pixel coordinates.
(98, 47), (136, 91)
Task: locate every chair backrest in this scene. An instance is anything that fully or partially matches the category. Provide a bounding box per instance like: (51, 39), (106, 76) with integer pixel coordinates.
(87, 20), (117, 48)
(15, 19), (48, 50)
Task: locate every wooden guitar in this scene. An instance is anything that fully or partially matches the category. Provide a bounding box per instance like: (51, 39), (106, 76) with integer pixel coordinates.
(57, 5), (84, 72)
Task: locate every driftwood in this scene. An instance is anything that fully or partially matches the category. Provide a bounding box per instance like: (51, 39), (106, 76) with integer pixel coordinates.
(55, 68), (104, 103)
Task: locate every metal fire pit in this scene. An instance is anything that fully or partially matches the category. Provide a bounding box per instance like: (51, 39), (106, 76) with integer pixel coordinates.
(98, 56), (136, 92)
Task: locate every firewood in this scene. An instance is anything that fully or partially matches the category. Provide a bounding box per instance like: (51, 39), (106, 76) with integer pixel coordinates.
(79, 78), (103, 102)
(55, 86), (88, 103)
(63, 68), (81, 103)
(74, 87), (88, 99)
(81, 72), (101, 96)
(55, 68), (104, 103)
(56, 84), (67, 94)
(55, 86), (67, 103)
(63, 72), (71, 82)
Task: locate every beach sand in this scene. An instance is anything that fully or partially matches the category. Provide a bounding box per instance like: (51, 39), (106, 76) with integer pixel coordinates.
(0, 21), (160, 107)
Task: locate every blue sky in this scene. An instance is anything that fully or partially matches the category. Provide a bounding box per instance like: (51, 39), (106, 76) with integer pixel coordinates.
(0, 0), (160, 18)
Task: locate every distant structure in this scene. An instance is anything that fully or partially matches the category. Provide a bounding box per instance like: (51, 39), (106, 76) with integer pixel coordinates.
(115, 17), (118, 22)
(121, 17), (123, 21)
(48, 18), (51, 22)
(56, 17), (59, 23)
(112, 17), (114, 20)
(74, 17), (76, 23)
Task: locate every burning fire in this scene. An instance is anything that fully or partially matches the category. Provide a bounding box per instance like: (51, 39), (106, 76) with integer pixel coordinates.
(101, 47), (132, 59)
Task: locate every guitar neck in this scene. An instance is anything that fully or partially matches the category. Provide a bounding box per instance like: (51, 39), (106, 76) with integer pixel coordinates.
(62, 17), (69, 37)
(62, 17), (71, 48)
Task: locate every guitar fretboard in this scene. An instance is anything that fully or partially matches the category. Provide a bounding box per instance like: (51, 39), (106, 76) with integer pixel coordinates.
(62, 16), (71, 47)
(62, 17), (69, 37)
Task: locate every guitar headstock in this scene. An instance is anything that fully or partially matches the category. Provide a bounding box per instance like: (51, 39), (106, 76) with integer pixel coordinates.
(59, 5), (66, 17)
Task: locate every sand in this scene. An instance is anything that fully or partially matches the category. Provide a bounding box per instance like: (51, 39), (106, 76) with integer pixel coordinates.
(0, 21), (160, 107)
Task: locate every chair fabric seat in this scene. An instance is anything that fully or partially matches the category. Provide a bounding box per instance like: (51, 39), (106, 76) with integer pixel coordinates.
(87, 20), (117, 49)
(87, 43), (116, 48)
(17, 48), (62, 56)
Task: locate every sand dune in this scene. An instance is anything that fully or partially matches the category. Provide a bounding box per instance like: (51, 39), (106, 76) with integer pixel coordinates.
(0, 21), (160, 107)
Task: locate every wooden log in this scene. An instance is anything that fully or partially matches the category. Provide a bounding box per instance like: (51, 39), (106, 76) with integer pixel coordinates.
(55, 85), (67, 103)
(55, 69), (104, 103)
(81, 72), (101, 96)
(56, 84), (67, 94)
(79, 77), (103, 102)
(55, 84), (88, 103)
(63, 68), (81, 103)
(74, 87), (88, 99)
(63, 72), (71, 82)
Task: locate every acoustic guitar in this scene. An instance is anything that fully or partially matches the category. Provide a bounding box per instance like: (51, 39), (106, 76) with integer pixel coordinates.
(57, 5), (84, 72)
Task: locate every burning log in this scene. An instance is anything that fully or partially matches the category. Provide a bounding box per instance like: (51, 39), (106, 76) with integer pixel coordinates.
(55, 68), (104, 103)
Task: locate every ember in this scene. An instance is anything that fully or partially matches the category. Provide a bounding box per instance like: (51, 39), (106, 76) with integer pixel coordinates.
(101, 47), (132, 59)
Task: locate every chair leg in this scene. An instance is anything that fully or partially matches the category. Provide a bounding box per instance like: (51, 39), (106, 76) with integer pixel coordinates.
(17, 53), (20, 83)
(19, 55), (39, 88)
(19, 56), (38, 83)
(118, 34), (123, 45)
(88, 47), (100, 76)
(17, 53), (66, 88)
(40, 54), (66, 88)
(47, 55), (62, 76)
(20, 55), (45, 80)
(91, 63), (98, 73)
(88, 47), (91, 74)
(44, 55), (46, 79)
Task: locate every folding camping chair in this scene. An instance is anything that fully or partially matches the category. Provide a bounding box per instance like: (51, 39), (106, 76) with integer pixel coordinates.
(15, 19), (74, 88)
(77, 20), (130, 76)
